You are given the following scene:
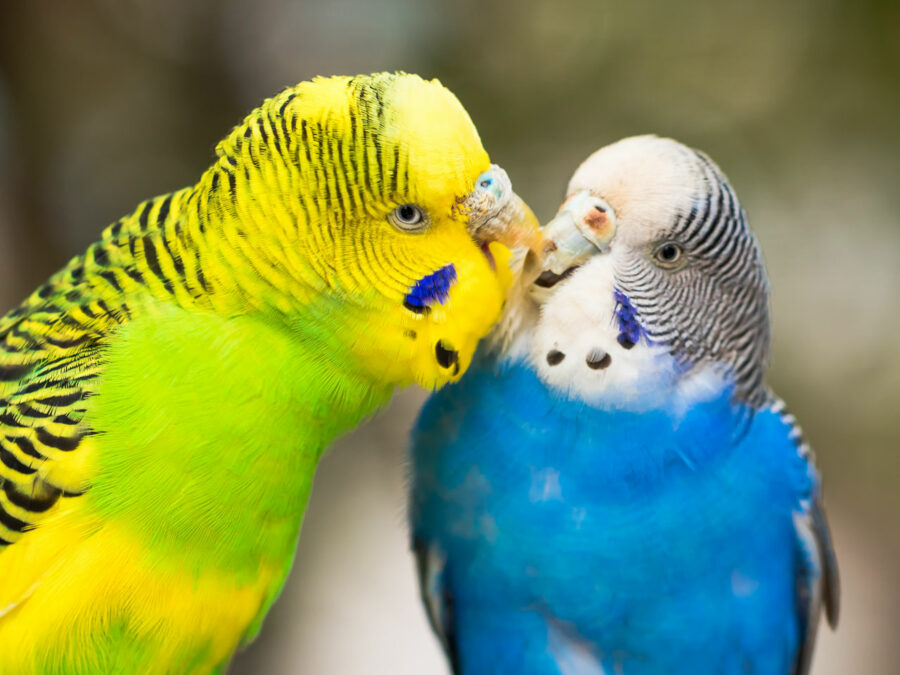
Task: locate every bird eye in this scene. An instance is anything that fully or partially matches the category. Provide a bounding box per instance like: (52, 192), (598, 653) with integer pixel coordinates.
(389, 204), (428, 232)
(653, 242), (684, 269)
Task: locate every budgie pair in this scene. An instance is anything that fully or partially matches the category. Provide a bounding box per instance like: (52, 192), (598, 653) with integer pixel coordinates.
(411, 136), (840, 674)
(0, 68), (838, 674)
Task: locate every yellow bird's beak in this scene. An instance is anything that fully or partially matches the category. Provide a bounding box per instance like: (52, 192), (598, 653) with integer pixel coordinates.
(464, 165), (542, 256)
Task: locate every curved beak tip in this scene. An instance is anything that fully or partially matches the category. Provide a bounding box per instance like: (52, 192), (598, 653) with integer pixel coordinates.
(468, 191), (542, 256)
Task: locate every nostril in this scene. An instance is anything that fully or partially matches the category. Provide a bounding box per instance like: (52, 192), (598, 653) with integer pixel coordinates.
(435, 341), (459, 373)
(586, 349), (611, 370)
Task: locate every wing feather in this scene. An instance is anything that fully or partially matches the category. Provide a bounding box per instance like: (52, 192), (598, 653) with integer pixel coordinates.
(793, 493), (840, 675)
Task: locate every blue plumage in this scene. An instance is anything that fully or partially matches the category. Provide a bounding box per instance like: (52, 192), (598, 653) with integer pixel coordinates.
(410, 135), (838, 674)
(411, 354), (825, 674)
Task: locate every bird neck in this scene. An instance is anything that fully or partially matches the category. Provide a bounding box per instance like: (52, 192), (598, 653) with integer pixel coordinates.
(465, 355), (763, 495)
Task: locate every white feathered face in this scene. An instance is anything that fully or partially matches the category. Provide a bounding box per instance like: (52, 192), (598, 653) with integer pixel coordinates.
(526, 136), (770, 409)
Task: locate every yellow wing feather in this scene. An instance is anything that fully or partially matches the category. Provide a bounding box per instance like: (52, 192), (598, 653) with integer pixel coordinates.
(0, 482), (279, 673)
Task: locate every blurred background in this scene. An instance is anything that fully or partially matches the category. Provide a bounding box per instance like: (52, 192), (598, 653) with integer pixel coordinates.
(0, 1), (897, 672)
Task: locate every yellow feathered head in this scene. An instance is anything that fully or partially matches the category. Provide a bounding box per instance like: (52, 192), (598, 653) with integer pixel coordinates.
(207, 72), (538, 389)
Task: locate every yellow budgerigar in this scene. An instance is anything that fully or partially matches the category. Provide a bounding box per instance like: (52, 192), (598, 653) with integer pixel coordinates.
(0, 72), (538, 673)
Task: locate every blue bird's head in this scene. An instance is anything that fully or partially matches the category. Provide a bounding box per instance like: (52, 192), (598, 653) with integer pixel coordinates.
(509, 136), (770, 410)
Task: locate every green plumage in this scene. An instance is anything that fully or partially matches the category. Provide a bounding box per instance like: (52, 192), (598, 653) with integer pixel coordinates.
(0, 72), (519, 672)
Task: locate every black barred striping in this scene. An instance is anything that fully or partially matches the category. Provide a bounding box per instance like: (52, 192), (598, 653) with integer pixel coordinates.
(92, 244), (111, 267)
(162, 235), (186, 279)
(0, 446), (36, 474)
(278, 92), (296, 118)
(0, 413), (24, 428)
(300, 119), (313, 165)
(138, 201), (151, 231)
(10, 326), (39, 349)
(157, 194), (172, 223)
(44, 334), (94, 349)
(1, 341), (22, 354)
(195, 263), (212, 293)
(256, 117), (269, 145)
(52, 414), (79, 425)
(2, 481), (61, 513)
(390, 145), (400, 198)
(618, 146), (769, 406)
(20, 379), (69, 395)
(6, 436), (45, 460)
(99, 270), (123, 292)
(142, 236), (175, 294)
(58, 315), (87, 331)
(123, 266), (145, 286)
(0, 504), (29, 532)
(35, 428), (82, 452)
(18, 403), (53, 419)
(0, 362), (35, 382)
(35, 392), (84, 407)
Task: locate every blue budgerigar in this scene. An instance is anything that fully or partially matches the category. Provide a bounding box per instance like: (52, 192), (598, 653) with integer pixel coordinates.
(410, 136), (839, 675)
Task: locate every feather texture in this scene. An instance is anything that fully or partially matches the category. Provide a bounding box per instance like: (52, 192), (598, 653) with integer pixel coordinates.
(0, 72), (526, 672)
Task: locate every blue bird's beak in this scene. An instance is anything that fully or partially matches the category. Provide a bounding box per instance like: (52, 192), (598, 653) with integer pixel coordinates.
(532, 191), (617, 300)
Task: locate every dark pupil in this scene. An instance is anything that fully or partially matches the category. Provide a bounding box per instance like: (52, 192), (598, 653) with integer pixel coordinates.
(662, 245), (678, 260)
(399, 205), (417, 222)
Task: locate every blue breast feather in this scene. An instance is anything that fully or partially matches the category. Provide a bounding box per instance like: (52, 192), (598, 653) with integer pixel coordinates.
(411, 354), (818, 674)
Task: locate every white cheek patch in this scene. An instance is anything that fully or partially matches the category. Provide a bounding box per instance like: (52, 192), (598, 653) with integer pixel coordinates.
(529, 256), (721, 412)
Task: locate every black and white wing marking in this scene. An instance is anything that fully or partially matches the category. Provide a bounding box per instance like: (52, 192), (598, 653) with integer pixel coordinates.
(777, 398), (840, 675)
(413, 536), (460, 674)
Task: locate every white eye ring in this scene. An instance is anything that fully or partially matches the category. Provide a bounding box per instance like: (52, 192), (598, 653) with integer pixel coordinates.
(652, 241), (685, 269)
(389, 204), (428, 232)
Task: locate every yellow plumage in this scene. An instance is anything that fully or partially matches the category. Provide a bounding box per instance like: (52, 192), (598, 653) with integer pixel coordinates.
(0, 487), (278, 674)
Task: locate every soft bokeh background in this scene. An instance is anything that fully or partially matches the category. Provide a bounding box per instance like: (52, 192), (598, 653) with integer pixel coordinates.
(1, 1), (897, 673)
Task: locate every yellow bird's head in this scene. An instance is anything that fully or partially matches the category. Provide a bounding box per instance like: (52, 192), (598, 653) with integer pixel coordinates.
(203, 72), (538, 390)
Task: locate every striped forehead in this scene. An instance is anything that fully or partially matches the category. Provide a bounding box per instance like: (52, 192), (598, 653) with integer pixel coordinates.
(313, 74), (488, 208)
(213, 74), (488, 215)
(376, 76), (489, 208)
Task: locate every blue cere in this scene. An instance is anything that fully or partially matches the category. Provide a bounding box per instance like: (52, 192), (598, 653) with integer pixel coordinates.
(614, 288), (648, 348)
(475, 169), (505, 200)
(404, 264), (458, 313)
